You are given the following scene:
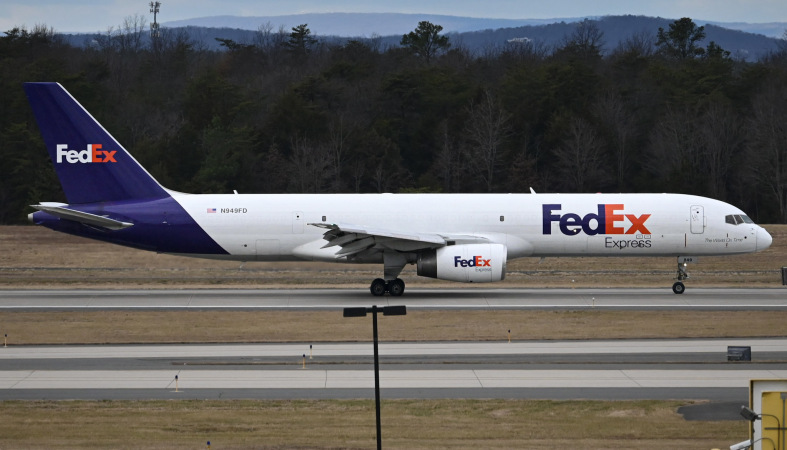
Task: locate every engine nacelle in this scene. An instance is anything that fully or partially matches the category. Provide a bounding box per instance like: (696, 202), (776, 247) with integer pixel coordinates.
(417, 244), (507, 283)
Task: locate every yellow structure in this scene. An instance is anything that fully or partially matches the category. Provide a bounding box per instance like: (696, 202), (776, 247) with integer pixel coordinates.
(749, 379), (787, 450)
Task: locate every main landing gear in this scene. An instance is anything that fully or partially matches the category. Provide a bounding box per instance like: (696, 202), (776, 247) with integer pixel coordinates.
(370, 252), (408, 296)
(370, 278), (405, 297)
(672, 261), (689, 294)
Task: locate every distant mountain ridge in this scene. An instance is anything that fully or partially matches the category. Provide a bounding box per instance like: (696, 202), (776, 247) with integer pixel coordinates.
(455, 16), (782, 61)
(60, 14), (783, 61)
(162, 12), (786, 38)
(163, 13), (582, 37)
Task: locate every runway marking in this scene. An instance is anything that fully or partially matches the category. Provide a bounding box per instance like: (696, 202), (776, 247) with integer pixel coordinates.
(1, 287), (786, 312)
(2, 304), (787, 310)
(3, 369), (785, 390)
(3, 339), (787, 359)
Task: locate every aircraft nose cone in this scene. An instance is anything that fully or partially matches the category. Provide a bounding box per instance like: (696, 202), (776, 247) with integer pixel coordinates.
(756, 227), (773, 251)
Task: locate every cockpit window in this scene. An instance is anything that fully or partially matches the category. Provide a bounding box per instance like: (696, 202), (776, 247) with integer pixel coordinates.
(725, 214), (753, 225)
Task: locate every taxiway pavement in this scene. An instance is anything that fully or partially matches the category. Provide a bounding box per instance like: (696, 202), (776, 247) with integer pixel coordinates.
(2, 339), (786, 403)
(1, 288), (785, 414)
(0, 287), (785, 310)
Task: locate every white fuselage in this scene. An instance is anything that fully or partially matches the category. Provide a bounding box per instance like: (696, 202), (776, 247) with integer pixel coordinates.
(170, 192), (770, 262)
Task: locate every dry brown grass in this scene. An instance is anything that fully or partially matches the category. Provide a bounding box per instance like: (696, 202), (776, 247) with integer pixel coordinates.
(0, 399), (745, 449)
(1, 225), (784, 289)
(2, 309), (787, 344)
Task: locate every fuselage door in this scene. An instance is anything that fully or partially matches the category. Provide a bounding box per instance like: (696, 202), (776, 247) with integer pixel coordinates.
(293, 211), (304, 234)
(690, 205), (704, 234)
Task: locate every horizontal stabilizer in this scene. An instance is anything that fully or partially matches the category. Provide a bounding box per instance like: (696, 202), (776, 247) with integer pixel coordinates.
(32, 203), (133, 230)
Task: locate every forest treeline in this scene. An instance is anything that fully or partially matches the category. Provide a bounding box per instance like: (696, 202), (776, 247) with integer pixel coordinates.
(1, 18), (787, 224)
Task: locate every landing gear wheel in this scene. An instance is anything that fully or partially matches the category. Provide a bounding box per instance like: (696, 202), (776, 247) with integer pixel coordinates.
(388, 278), (405, 297)
(370, 278), (387, 296)
(672, 282), (685, 295)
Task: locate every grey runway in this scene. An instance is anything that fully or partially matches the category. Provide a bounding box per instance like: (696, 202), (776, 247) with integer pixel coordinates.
(2, 339), (786, 403)
(1, 288), (785, 412)
(0, 287), (785, 310)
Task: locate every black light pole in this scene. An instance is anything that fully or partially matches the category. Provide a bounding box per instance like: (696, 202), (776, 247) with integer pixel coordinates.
(343, 304), (407, 450)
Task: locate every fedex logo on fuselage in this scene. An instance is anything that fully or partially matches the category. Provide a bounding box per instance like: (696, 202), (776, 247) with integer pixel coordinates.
(542, 204), (651, 236)
(56, 144), (117, 164)
(454, 255), (491, 267)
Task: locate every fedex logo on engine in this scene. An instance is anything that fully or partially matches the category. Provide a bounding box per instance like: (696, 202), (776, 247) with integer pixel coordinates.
(542, 204), (651, 236)
(56, 144), (117, 164)
(454, 255), (491, 267)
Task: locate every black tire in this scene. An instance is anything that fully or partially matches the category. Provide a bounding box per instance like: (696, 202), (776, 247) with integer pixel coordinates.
(388, 278), (405, 297)
(370, 278), (387, 296)
(672, 282), (685, 295)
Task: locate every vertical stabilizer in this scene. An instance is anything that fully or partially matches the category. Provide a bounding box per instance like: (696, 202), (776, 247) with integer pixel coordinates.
(24, 82), (168, 204)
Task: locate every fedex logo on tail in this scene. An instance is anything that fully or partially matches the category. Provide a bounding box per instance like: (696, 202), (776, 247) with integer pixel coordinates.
(543, 204), (651, 236)
(56, 144), (117, 164)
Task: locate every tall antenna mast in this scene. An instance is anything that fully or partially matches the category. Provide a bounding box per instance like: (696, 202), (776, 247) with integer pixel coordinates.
(149, 1), (161, 38)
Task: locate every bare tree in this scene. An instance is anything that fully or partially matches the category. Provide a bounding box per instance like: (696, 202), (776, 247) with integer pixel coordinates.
(553, 116), (607, 192)
(260, 143), (288, 193)
(500, 38), (549, 65)
(368, 33), (383, 53)
(372, 164), (386, 193)
(504, 140), (539, 193)
(253, 22), (276, 50)
(433, 121), (463, 192)
(464, 90), (512, 192)
(558, 19), (605, 60)
(593, 91), (637, 189)
(349, 158), (366, 193)
(644, 107), (701, 189)
(612, 30), (655, 59)
(116, 14), (148, 54)
(289, 137), (332, 193)
(747, 84), (787, 222)
(327, 116), (352, 192)
(698, 102), (741, 199)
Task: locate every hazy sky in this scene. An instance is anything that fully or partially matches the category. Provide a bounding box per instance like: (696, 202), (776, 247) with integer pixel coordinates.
(2, 0), (786, 33)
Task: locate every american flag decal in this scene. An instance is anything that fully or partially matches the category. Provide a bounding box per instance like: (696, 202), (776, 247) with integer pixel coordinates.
(207, 208), (216, 213)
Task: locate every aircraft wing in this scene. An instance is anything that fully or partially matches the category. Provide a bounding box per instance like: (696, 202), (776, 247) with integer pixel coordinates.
(308, 222), (485, 256)
(31, 203), (134, 231)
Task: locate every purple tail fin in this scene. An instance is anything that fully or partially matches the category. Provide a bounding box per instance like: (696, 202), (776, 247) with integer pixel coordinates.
(24, 82), (169, 204)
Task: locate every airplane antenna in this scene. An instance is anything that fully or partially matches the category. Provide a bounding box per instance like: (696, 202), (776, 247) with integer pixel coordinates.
(149, 2), (161, 38)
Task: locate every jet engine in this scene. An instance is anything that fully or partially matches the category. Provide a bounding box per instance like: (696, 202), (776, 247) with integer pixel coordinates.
(417, 243), (506, 282)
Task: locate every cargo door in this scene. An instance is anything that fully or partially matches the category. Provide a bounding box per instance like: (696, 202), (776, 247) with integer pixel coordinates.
(690, 205), (704, 234)
(292, 211), (304, 234)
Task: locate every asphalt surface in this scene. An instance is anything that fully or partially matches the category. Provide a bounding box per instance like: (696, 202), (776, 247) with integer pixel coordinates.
(0, 287), (785, 310)
(1, 339), (786, 422)
(1, 287), (785, 422)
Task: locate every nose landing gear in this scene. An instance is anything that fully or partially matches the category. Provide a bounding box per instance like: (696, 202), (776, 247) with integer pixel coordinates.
(672, 261), (689, 294)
